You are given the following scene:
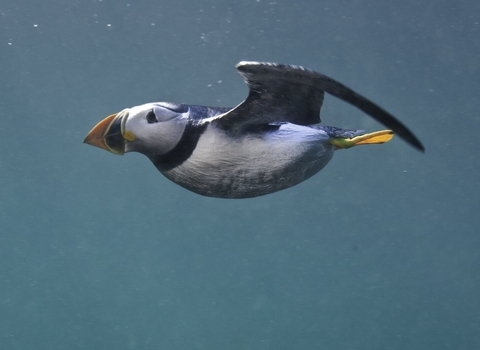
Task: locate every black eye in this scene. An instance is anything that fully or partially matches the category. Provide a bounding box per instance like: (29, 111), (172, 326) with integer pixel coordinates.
(146, 110), (158, 123)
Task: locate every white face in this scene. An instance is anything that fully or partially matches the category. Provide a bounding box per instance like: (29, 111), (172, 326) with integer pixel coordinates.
(123, 102), (188, 157)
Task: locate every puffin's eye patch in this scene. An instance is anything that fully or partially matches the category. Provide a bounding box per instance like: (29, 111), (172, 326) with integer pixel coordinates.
(146, 110), (159, 123)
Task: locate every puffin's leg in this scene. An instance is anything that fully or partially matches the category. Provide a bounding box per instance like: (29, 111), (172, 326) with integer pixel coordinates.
(330, 130), (394, 150)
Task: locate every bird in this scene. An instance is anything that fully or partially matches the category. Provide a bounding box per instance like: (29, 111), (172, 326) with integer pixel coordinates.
(84, 61), (424, 198)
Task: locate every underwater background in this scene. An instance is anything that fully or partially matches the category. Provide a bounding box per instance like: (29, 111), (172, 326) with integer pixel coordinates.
(1, 0), (479, 349)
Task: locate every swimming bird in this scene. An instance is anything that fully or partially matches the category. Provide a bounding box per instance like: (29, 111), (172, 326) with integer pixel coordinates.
(84, 61), (424, 198)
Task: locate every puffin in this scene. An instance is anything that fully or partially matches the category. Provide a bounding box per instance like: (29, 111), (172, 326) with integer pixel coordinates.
(84, 61), (424, 198)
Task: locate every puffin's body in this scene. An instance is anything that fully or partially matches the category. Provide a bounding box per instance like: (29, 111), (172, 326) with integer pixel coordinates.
(84, 61), (424, 198)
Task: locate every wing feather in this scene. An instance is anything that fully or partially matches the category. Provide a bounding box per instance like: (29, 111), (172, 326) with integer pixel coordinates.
(217, 61), (424, 152)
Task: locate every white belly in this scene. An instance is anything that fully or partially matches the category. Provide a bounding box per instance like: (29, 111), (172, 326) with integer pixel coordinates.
(162, 124), (334, 198)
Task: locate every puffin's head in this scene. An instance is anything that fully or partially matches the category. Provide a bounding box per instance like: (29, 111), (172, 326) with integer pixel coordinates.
(84, 103), (188, 156)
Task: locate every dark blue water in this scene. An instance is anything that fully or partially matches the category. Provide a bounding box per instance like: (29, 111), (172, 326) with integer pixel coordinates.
(1, 0), (479, 349)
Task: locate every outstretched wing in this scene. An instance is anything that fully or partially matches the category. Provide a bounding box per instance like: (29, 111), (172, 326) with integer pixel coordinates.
(217, 61), (424, 152)
(218, 62), (325, 128)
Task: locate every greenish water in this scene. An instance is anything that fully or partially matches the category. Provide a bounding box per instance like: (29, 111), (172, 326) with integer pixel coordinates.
(1, 0), (479, 349)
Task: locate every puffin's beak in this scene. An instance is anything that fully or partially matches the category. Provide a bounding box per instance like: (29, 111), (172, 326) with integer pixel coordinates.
(84, 110), (133, 155)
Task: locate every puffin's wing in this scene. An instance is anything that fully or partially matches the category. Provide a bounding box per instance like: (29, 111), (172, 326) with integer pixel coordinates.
(218, 62), (325, 128)
(218, 61), (424, 152)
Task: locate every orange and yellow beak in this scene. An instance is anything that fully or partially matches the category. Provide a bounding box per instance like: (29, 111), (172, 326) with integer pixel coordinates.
(84, 110), (135, 155)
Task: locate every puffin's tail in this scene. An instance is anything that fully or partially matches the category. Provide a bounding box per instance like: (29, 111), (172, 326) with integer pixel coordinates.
(329, 130), (394, 150)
